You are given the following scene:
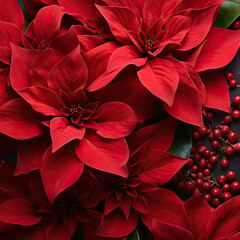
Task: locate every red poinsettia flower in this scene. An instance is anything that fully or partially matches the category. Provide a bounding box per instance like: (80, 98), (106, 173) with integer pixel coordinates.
(83, 0), (240, 126)
(0, 164), (126, 240)
(88, 118), (191, 237)
(152, 190), (240, 240)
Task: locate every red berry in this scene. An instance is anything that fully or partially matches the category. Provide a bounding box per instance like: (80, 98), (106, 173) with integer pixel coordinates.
(198, 158), (207, 169)
(222, 192), (232, 201)
(187, 158), (194, 166)
(203, 193), (211, 202)
(220, 125), (230, 134)
(208, 132), (214, 141)
(213, 129), (221, 139)
(191, 165), (198, 173)
(211, 140), (221, 149)
(232, 110), (240, 120)
(227, 132), (238, 143)
(177, 181), (184, 189)
(226, 72), (234, 80)
(208, 155), (218, 165)
(229, 79), (237, 88)
(191, 173), (197, 179)
(198, 141), (203, 146)
(205, 111), (214, 121)
(197, 172), (204, 178)
(203, 150), (210, 158)
(203, 168), (210, 176)
(184, 181), (196, 192)
(218, 175), (226, 184)
(203, 181), (211, 190)
(234, 142), (240, 152)
(222, 183), (230, 192)
(232, 96), (240, 106)
(226, 171), (236, 181)
(196, 178), (204, 187)
(211, 198), (220, 207)
(230, 181), (240, 192)
(206, 163), (214, 169)
(197, 145), (208, 155)
(192, 131), (200, 140)
(194, 152), (201, 161)
(220, 158), (229, 168)
(224, 146), (234, 156)
(211, 187), (221, 198)
(191, 146), (197, 153)
(233, 19), (240, 29)
(222, 115), (232, 125)
(198, 126), (208, 135)
(172, 175), (179, 184)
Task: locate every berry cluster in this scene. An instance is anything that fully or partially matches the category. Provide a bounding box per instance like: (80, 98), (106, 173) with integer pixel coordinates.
(226, 71), (238, 89)
(172, 95), (240, 207)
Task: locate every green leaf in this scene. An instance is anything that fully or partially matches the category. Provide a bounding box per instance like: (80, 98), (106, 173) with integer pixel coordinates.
(17, 0), (30, 31)
(127, 229), (140, 240)
(214, 0), (240, 28)
(168, 123), (192, 158)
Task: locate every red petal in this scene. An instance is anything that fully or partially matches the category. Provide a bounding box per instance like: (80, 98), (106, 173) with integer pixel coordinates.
(0, 22), (22, 65)
(162, 60), (203, 127)
(96, 5), (139, 44)
(184, 190), (212, 240)
(85, 42), (119, 91)
(128, 117), (177, 153)
(46, 221), (70, 240)
(104, 194), (121, 215)
(96, 208), (138, 237)
(0, 199), (41, 225)
(200, 70), (231, 113)
(195, 27), (240, 72)
(207, 195), (240, 240)
(50, 117), (86, 153)
(0, 98), (46, 140)
(75, 132), (129, 177)
(19, 87), (61, 116)
(107, 45), (146, 73)
(94, 102), (137, 139)
(14, 133), (51, 175)
(138, 150), (189, 185)
(0, 0), (24, 30)
(137, 59), (179, 106)
(230, 232), (240, 240)
(41, 144), (84, 204)
(120, 196), (131, 218)
(48, 45), (88, 94)
(23, 6), (64, 49)
(152, 219), (194, 240)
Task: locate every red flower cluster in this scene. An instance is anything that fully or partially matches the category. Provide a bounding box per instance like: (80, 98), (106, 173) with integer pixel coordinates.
(0, 0), (239, 239)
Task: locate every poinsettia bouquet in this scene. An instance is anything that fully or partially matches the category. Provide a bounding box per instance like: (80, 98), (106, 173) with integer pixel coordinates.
(0, 0), (240, 239)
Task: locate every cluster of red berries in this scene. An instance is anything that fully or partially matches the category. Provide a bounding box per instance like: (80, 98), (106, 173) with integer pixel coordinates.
(226, 71), (238, 88)
(172, 96), (240, 207)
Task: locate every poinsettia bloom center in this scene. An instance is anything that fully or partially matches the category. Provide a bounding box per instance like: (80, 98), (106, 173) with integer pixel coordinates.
(116, 177), (128, 190)
(54, 196), (79, 216)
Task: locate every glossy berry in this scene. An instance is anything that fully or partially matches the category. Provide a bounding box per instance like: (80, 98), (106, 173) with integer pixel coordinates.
(187, 158), (194, 166)
(208, 132), (214, 141)
(211, 187), (221, 198)
(226, 171), (236, 181)
(232, 110), (240, 120)
(230, 181), (240, 192)
(224, 146), (234, 156)
(211, 198), (220, 207)
(194, 152), (201, 161)
(229, 79), (237, 88)
(222, 192), (232, 201)
(203, 149), (210, 158)
(203, 193), (211, 202)
(234, 142), (240, 152)
(218, 175), (226, 184)
(197, 172), (204, 178)
(192, 131), (200, 140)
(198, 126), (208, 135)
(196, 178), (204, 187)
(191, 165), (198, 173)
(177, 182), (184, 189)
(191, 146), (197, 153)
(197, 145), (208, 155)
(198, 158), (207, 169)
(220, 125), (230, 134)
(226, 72), (234, 80)
(233, 19), (240, 29)
(184, 181), (195, 192)
(222, 115), (232, 125)
(227, 132), (238, 143)
(205, 111), (214, 121)
(232, 96), (240, 106)
(203, 181), (211, 190)
(220, 158), (229, 168)
(203, 168), (210, 176)
(213, 129), (221, 139)
(206, 163), (214, 169)
(222, 183), (230, 192)
(208, 155), (218, 165)
(190, 173), (197, 179)
(211, 140), (221, 149)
